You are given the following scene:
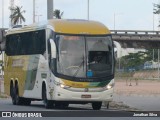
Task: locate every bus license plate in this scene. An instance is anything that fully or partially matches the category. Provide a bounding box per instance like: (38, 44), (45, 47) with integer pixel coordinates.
(81, 95), (91, 98)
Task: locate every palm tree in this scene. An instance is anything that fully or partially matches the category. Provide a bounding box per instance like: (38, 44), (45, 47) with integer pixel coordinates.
(53, 9), (63, 19)
(10, 6), (26, 25)
(153, 3), (160, 14)
(153, 3), (160, 27)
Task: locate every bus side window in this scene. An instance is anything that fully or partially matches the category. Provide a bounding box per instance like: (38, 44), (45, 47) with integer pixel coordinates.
(11, 35), (18, 55)
(30, 30), (45, 55)
(16, 35), (22, 55)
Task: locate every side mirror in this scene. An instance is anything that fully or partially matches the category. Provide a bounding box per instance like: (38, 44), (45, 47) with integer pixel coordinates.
(49, 39), (56, 58)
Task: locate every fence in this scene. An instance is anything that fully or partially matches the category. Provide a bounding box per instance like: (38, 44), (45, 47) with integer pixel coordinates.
(115, 48), (160, 81)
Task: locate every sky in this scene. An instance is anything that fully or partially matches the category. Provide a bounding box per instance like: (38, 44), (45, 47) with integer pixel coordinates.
(0, 0), (160, 30)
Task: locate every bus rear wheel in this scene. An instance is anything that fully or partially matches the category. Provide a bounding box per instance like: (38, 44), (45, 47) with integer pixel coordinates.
(42, 85), (53, 109)
(15, 85), (24, 105)
(10, 84), (16, 105)
(11, 84), (24, 105)
(92, 102), (102, 110)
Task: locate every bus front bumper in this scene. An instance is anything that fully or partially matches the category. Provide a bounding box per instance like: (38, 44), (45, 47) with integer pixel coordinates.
(49, 86), (113, 102)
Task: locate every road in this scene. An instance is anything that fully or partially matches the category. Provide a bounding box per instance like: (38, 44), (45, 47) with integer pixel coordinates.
(0, 98), (160, 120)
(0, 98), (132, 115)
(114, 94), (160, 111)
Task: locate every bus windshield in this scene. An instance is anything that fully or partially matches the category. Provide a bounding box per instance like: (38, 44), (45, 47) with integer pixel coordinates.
(56, 34), (114, 79)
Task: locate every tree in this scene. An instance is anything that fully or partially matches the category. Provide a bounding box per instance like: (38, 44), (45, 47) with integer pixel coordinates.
(120, 51), (150, 71)
(53, 9), (63, 19)
(10, 6), (26, 25)
(153, 3), (160, 14)
(153, 3), (160, 27)
(120, 49), (159, 71)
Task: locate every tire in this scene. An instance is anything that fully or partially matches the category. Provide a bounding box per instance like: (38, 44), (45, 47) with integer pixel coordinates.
(10, 82), (14, 98)
(42, 85), (53, 109)
(55, 102), (61, 108)
(15, 85), (24, 105)
(10, 82), (31, 105)
(92, 102), (102, 110)
(11, 86), (16, 105)
(23, 99), (31, 106)
(63, 103), (69, 108)
(55, 102), (69, 109)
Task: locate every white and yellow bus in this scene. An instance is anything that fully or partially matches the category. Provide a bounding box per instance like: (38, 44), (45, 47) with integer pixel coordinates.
(4, 19), (115, 110)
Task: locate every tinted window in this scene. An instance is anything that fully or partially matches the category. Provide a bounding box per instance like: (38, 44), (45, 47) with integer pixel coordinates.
(6, 30), (46, 55)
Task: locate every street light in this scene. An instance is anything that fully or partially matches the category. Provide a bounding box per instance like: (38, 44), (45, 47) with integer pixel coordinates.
(1, 0), (4, 33)
(87, 0), (90, 20)
(114, 13), (123, 30)
(153, 5), (155, 31)
(47, 0), (53, 19)
(33, 0), (35, 23)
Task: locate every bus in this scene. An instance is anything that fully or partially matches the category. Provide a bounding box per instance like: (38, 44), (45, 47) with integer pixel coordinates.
(4, 19), (115, 110)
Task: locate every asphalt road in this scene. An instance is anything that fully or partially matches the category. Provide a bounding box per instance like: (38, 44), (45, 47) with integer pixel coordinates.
(114, 94), (160, 111)
(0, 98), (130, 115)
(0, 98), (159, 120)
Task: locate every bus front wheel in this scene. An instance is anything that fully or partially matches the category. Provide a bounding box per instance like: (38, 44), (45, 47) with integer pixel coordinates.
(42, 84), (53, 109)
(23, 99), (31, 105)
(92, 102), (102, 110)
(55, 102), (69, 109)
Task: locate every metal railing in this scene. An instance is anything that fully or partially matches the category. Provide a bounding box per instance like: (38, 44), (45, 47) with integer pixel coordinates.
(111, 30), (160, 48)
(111, 30), (160, 35)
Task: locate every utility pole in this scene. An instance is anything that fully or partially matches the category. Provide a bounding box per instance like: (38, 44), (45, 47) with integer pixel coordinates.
(47, 0), (53, 19)
(114, 13), (115, 30)
(87, 0), (89, 20)
(10, 0), (15, 27)
(33, 0), (36, 23)
(1, 0), (5, 94)
(158, 49), (160, 80)
(2, 0), (4, 28)
(153, 5), (155, 31)
(158, 0), (160, 79)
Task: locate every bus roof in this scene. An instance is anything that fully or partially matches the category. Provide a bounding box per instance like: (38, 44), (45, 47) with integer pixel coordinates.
(6, 19), (111, 35)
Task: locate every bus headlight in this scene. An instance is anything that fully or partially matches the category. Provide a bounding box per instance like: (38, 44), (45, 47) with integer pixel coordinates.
(60, 84), (71, 89)
(106, 83), (115, 90)
(54, 80), (70, 89)
(60, 84), (65, 88)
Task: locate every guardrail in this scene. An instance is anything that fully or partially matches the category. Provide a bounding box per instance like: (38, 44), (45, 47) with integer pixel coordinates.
(111, 30), (160, 35)
(111, 30), (160, 48)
